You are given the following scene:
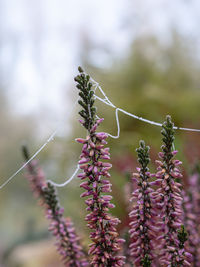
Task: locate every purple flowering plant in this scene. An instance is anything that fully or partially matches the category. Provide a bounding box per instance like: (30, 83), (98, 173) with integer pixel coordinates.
(22, 146), (88, 267)
(22, 67), (200, 266)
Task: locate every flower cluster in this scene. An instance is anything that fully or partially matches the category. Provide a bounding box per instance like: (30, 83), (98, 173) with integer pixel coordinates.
(75, 68), (125, 266)
(43, 182), (89, 267)
(154, 116), (190, 266)
(22, 145), (47, 200)
(129, 141), (158, 267)
(183, 170), (200, 266)
(76, 119), (125, 266)
(128, 116), (192, 266)
(22, 146), (88, 267)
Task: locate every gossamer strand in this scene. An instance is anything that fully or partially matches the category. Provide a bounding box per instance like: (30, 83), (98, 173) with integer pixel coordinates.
(1, 69), (200, 190)
(90, 74), (200, 137)
(22, 146), (89, 267)
(75, 67), (125, 266)
(0, 98), (79, 190)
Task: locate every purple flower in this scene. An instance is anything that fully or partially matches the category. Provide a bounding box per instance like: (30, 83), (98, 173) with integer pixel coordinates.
(43, 183), (89, 267)
(77, 118), (125, 266)
(154, 116), (190, 266)
(129, 141), (159, 266)
(22, 146), (88, 267)
(183, 171), (200, 266)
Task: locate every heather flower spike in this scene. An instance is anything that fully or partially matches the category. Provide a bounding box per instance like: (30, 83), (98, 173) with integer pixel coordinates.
(183, 168), (200, 266)
(74, 66), (96, 131)
(22, 145), (47, 199)
(22, 145), (89, 267)
(43, 183), (89, 267)
(129, 141), (158, 267)
(75, 67), (125, 266)
(155, 116), (191, 266)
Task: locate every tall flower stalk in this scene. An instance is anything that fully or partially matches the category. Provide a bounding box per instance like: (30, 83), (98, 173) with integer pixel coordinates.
(22, 146), (89, 267)
(155, 116), (190, 266)
(183, 170), (200, 266)
(75, 67), (125, 266)
(129, 141), (158, 267)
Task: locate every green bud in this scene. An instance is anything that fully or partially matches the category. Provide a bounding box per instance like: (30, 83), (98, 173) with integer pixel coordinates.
(78, 66), (84, 73)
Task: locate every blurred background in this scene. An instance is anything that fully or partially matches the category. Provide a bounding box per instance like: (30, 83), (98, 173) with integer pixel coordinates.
(1, 0), (200, 266)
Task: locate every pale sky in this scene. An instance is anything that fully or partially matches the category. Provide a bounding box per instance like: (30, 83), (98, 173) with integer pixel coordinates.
(0, 0), (200, 129)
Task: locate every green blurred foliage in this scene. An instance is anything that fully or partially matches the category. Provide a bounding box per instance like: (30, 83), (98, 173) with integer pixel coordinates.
(56, 33), (200, 234)
(2, 32), (200, 266)
(85, 32), (200, 165)
(76, 32), (200, 226)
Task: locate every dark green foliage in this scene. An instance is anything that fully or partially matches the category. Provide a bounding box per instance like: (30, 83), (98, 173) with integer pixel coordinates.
(141, 254), (152, 267)
(177, 225), (188, 249)
(161, 115), (175, 157)
(21, 145), (37, 176)
(74, 66), (96, 131)
(22, 145), (30, 162)
(136, 140), (150, 172)
(43, 182), (59, 216)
